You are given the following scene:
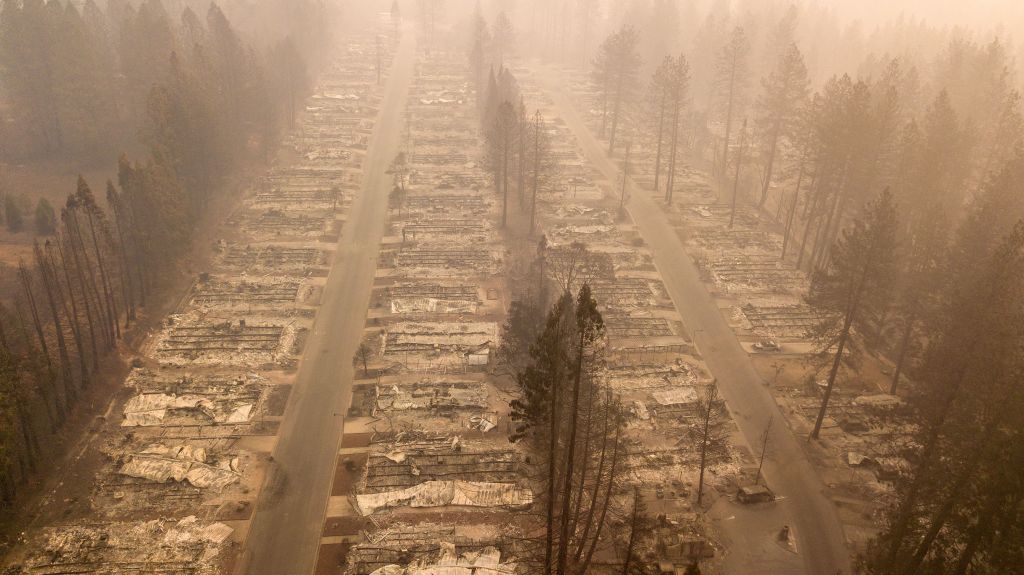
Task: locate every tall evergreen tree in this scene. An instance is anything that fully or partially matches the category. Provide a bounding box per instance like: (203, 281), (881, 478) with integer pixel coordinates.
(119, 0), (176, 114)
(861, 222), (1024, 574)
(510, 286), (624, 575)
(807, 190), (899, 439)
(662, 55), (691, 205)
(485, 101), (518, 229)
(754, 43), (809, 207)
(34, 199), (57, 236)
(468, 6), (491, 88)
(887, 204), (948, 394)
(714, 26), (750, 177)
(592, 25), (642, 155)
(491, 11), (515, 65)
(5, 196), (24, 233)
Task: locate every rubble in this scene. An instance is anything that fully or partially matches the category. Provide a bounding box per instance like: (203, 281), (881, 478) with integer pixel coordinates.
(362, 444), (520, 491)
(385, 283), (481, 314)
(705, 255), (806, 294)
(14, 517), (234, 575)
(121, 370), (267, 428)
(368, 546), (517, 575)
(218, 244), (324, 274)
(373, 380), (489, 413)
(4, 23), (403, 575)
(123, 392), (254, 427)
(741, 302), (817, 338)
(354, 481), (533, 516)
(119, 443), (241, 490)
(392, 246), (498, 275)
(383, 322), (497, 354)
(154, 318), (296, 367)
(192, 279), (304, 308)
(344, 525), (514, 575)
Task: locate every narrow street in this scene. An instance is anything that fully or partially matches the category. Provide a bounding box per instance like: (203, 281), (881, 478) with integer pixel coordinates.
(539, 67), (853, 575)
(238, 33), (417, 575)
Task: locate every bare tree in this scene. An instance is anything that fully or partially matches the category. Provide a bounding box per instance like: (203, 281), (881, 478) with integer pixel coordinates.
(354, 342), (372, 377)
(527, 110), (558, 235)
(387, 152), (409, 192)
(694, 384), (726, 506)
(547, 242), (607, 295)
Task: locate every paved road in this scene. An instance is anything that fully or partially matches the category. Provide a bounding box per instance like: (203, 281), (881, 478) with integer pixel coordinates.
(238, 33), (416, 575)
(540, 73), (852, 575)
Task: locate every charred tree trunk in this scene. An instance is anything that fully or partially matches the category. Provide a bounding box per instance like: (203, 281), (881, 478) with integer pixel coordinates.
(608, 74), (626, 155)
(518, 101), (527, 208)
(530, 113), (542, 235)
(758, 127), (781, 207)
(34, 244), (76, 409)
(621, 487), (643, 575)
(574, 390), (612, 563)
(780, 165), (806, 260)
(502, 146), (510, 228)
(900, 435), (991, 575)
(696, 397), (713, 505)
(83, 207), (121, 340)
(14, 299), (60, 430)
(556, 335), (587, 575)
(18, 266), (52, 373)
(580, 422), (621, 573)
(567, 381), (596, 543)
(545, 365), (561, 575)
(106, 184), (137, 322)
(64, 218), (103, 356)
(890, 308), (917, 394)
(653, 92), (667, 191)
(811, 267), (867, 439)
(664, 97), (682, 204)
(68, 211), (113, 349)
(47, 241), (89, 385)
(797, 196), (825, 270)
(728, 120), (747, 229)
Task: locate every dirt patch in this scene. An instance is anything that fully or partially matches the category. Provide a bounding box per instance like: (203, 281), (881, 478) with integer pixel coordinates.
(264, 385), (293, 416)
(340, 433), (372, 448)
(0, 355), (132, 548)
(291, 327), (310, 355)
(315, 542), (353, 575)
(257, 460), (288, 510)
(212, 499), (255, 521)
(322, 515), (369, 537)
(251, 420), (282, 435)
(332, 453), (367, 496)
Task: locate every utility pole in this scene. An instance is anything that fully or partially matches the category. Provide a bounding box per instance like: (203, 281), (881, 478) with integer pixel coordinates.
(729, 118), (747, 229)
(756, 414), (773, 485)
